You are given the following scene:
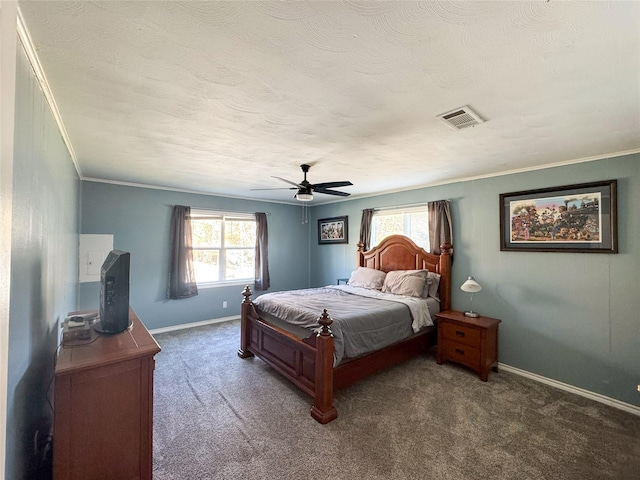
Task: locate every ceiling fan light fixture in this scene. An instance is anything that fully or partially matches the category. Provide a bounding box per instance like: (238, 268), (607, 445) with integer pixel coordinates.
(295, 191), (313, 202)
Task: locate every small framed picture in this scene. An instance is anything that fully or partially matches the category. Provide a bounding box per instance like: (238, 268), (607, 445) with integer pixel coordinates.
(500, 180), (617, 253)
(318, 216), (348, 244)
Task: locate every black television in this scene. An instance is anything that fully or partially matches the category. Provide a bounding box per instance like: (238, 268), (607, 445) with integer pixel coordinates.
(97, 249), (131, 334)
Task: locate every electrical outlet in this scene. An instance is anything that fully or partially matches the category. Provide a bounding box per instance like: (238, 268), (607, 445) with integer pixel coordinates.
(223, 301), (228, 309)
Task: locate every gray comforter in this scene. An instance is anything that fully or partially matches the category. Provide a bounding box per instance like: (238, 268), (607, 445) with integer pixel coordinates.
(252, 285), (435, 365)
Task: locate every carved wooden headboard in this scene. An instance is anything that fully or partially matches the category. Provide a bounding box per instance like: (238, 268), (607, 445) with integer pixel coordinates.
(357, 234), (452, 311)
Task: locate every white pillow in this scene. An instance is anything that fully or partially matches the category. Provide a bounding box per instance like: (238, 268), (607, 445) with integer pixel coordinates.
(427, 272), (441, 301)
(382, 270), (428, 298)
(348, 267), (386, 290)
(422, 277), (432, 299)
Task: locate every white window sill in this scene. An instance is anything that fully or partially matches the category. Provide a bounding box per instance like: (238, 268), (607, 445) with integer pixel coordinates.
(197, 280), (254, 290)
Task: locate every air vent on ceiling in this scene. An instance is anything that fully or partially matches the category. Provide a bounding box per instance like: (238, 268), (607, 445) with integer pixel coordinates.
(437, 105), (484, 130)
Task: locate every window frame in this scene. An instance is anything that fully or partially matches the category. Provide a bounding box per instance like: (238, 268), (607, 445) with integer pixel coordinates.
(189, 209), (256, 287)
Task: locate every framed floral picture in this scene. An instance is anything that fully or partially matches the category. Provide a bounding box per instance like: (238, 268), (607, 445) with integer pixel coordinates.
(318, 216), (348, 244)
(499, 180), (617, 253)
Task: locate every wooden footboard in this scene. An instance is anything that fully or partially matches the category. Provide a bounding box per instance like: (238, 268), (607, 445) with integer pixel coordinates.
(238, 286), (337, 423)
(238, 236), (452, 424)
(238, 286), (436, 424)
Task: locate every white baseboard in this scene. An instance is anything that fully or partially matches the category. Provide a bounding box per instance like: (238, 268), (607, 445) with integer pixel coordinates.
(149, 315), (240, 335)
(499, 363), (640, 417)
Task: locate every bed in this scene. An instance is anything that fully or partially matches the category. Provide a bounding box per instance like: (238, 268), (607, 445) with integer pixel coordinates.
(238, 234), (452, 423)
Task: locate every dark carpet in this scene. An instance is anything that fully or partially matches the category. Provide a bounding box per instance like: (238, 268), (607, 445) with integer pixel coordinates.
(152, 320), (640, 480)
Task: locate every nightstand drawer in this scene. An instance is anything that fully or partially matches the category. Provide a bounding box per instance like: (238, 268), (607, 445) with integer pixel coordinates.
(441, 322), (481, 347)
(440, 341), (480, 369)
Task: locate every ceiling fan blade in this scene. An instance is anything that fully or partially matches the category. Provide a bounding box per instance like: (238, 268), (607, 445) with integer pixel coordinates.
(313, 188), (351, 197)
(273, 176), (302, 187)
(256, 166), (353, 198)
(250, 187), (296, 191)
(312, 181), (353, 189)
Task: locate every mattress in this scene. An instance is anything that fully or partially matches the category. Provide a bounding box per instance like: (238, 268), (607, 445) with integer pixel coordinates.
(252, 285), (439, 365)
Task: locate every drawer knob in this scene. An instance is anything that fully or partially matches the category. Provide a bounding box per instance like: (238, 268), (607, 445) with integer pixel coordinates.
(455, 348), (465, 356)
(455, 330), (465, 337)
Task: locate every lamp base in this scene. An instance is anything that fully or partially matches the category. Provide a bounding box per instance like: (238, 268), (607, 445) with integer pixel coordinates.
(464, 311), (480, 318)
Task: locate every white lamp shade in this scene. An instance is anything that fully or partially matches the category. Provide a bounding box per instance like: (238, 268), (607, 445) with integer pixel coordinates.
(296, 192), (313, 202)
(460, 276), (482, 293)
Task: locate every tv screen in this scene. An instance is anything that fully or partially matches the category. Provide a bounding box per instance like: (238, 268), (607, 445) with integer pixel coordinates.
(98, 250), (130, 333)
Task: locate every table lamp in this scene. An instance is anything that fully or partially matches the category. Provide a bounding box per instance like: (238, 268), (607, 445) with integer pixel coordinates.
(460, 276), (482, 318)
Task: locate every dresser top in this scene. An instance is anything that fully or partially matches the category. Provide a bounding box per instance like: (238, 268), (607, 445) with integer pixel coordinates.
(55, 308), (161, 376)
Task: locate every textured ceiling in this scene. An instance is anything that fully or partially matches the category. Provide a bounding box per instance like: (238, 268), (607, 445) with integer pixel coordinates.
(18, 1), (640, 204)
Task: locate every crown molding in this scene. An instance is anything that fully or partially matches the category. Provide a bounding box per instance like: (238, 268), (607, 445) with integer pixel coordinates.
(16, 7), (80, 177)
(81, 177), (299, 207)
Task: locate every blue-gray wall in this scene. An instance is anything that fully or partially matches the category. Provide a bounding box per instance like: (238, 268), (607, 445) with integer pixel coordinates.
(310, 155), (640, 407)
(6, 45), (80, 479)
(79, 182), (311, 330)
(77, 155), (639, 409)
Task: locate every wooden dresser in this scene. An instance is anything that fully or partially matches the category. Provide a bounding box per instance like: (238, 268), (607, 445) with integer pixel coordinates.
(436, 309), (501, 382)
(54, 309), (161, 480)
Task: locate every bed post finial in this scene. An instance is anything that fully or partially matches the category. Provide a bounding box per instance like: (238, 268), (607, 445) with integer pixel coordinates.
(242, 285), (253, 303)
(311, 309), (337, 424)
(317, 309), (333, 336)
(440, 243), (452, 255)
(357, 241), (365, 267)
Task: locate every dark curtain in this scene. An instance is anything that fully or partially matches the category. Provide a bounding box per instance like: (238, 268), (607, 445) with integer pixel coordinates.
(428, 200), (453, 255)
(254, 212), (270, 291)
(167, 205), (198, 299)
(359, 208), (375, 251)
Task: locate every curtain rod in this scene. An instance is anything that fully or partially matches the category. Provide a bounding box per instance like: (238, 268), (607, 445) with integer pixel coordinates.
(369, 202), (428, 212)
(365, 199), (450, 212)
(171, 205), (270, 215)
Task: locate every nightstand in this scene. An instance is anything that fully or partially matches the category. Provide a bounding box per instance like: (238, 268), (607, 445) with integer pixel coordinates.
(436, 310), (501, 382)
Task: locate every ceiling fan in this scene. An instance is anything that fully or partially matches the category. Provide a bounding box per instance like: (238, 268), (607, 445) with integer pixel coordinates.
(252, 164), (353, 202)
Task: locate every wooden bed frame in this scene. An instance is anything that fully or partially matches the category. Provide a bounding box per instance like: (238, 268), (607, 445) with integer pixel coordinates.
(238, 235), (452, 424)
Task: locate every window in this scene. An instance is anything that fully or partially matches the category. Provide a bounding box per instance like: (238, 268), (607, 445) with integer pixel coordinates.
(370, 206), (430, 251)
(190, 210), (256, 285)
